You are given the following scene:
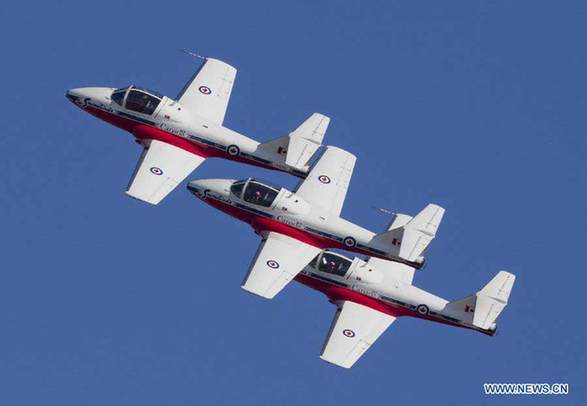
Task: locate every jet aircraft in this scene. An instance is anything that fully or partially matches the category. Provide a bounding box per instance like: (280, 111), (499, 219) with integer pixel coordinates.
(66, 58), (329, 204)
(295, 249), (515, 368)
(187, 146), (445, 299)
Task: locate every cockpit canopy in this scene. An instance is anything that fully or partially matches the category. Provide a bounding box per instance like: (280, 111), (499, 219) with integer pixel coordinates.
(309, 251), (352, 277)
(111, 86), (163, 115)
(230, 178), (282, 208)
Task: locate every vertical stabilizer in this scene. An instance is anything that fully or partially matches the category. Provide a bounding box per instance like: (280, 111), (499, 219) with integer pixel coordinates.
(257, 113), (329, 172)
(286, 113), (329, 170)
(473, 271), (516, 330)
(373, 204), (445, 265)
(444, 271), (516, 331)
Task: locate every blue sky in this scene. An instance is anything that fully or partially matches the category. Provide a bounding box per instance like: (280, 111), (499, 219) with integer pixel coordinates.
(1, 0), (585, 404)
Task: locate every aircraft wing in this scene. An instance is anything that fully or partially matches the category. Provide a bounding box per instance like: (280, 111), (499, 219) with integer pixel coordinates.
(126, 140), (205, 204)
(320, 301), (396, 368)
(176, 58), (237, 126)
(242, 232), (321, 299)
(294, 146), (356, 216)
(366, 258), (416, 284)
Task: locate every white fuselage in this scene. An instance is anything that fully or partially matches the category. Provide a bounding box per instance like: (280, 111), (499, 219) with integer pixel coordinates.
(187, 180), (495, 335)
(187, 179), (419, 268)
(65, 86), (307, 177)
(297, 253), (491, 335)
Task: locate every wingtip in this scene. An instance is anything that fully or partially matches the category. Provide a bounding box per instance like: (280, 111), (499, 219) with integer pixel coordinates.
(312, 112), (331, 123)
(324, 145), (357, 159)
(240, 285), (275, 300)
(124, 190), (160, 205)
(319, 355), (352, 369)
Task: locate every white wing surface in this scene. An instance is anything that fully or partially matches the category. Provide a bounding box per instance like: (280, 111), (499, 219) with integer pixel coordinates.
(177, 58), (237, 125)
(126, 140), (205, 205)
(242, 232), (320, 299)
(366, 258), (417, 284)
(294, 146), (356, 216)
(320, 301), (396, 368)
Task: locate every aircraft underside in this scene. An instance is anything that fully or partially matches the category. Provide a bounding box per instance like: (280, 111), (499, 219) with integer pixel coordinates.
(66, 56), (512, 369)
(202, 192), (423, 268)
(83, 103), (305, 178)
(295, 272), (493, 336)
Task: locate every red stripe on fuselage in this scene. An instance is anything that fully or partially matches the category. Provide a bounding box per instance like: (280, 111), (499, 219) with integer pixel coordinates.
(295, 273), (491, 334)
(202, 196), (337, 249)
(86, 105), (135, 132)
(198, 195), (492, 336)
(204, 195), (261, 224)
(295, 273), (404, 317)
(203, 194), (410, 265)
(133, 124), (212, 158)
(84, 105), (304, 177)
(200, 196), (408, 317)
(203, 195), (409, 262)
(251, 217), (335, 249)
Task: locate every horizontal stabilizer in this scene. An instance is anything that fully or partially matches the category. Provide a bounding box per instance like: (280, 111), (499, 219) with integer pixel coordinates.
(399, 204), (445, 261)
(473, 271), (516, 330)
(257, 113), (329, 172)
(444, 271), (516, 331)
(285, 113), (329, 171)
(374, 204), (445, 264)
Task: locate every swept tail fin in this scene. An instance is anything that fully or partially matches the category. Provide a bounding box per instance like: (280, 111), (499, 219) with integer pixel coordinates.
(474, 271), (516, 330)
(373, 204), (445, 266)
(257, 113), (329, 172)
(286, 113), (329, 170)
(444, 271), (516, 332)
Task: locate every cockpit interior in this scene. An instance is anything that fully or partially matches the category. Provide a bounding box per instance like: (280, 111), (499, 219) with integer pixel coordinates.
(309, 251), (352, 277)
(230, 178), (281, 208)
(111, 86), (163, 115)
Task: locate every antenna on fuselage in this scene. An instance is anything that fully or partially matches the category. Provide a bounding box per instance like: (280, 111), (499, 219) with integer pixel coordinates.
(371, 206), (396, 216)
(180, 49), (207, 61)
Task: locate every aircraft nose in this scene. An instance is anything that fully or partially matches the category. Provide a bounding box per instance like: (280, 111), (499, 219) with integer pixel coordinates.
(187, 179), (234, 199)
(186, 180), (203, 196)
(65, 87), (113, 107)
(65, 88), (83, 104)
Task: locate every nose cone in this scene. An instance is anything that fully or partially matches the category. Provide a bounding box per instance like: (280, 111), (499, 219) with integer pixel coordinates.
(65, 87), (113, 108)
(65, 88), (83, 104)
(187, 179), (234, 200)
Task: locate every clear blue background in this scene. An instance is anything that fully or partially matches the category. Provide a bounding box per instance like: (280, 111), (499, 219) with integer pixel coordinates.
(1, 1), (585, 404)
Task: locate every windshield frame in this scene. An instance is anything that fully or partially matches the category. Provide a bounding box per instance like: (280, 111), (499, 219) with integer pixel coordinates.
(124, 87), (163, 116)
(230, 180), (247, 199)
(131, 86), (163, 99)
(241, 178), (281, 208)
(111, 87), (129, 107)
(110, 85), (163, 112)
(314, 251), (353, 277)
